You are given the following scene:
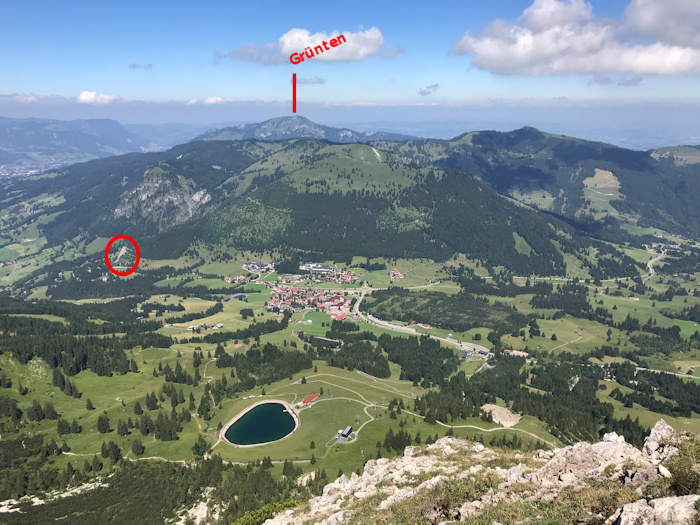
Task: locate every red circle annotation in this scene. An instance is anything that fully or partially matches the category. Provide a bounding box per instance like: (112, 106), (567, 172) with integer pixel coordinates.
(104, 235), (141, 276)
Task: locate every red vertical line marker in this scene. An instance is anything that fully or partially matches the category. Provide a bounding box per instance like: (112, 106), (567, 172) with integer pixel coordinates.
(292, 73), (297, 113)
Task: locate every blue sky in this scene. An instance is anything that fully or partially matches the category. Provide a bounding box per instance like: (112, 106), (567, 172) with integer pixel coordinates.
(1, 0), (699, 145)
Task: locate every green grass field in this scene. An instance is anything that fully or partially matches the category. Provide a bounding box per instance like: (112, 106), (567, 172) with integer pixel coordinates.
(0, 342), (560, 481)
(596, 380), (700, 434)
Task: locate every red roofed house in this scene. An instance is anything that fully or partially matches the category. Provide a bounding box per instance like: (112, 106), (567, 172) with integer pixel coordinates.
(302, 393), (318, 406)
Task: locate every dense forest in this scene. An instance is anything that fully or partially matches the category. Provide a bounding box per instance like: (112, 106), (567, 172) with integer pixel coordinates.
(362, 287), (526, 333)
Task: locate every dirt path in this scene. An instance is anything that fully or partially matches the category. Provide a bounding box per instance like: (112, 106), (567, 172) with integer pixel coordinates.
(550, 335), (583, 352)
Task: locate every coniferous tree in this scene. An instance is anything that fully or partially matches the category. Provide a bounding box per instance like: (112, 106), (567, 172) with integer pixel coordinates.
(57, 418), (70, 435)
(92, 455), (103, 472)
(70, 418), (82, 434)
(117, 419), (129, 436)
(97, 414), (110, 433)
(27, 399), (45, 421)
(131, 438), (145, 456)
(44, 402), (59, 420)
(85, 398), (94, 410)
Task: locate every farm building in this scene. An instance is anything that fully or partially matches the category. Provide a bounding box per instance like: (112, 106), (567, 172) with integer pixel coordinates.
(302, 393), (318, 406)
(338, 425), (353, 438)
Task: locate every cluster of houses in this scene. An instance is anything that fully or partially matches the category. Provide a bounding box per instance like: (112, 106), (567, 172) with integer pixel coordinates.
(243, 262), (275, 273)
(224, 275), (249, 284)
(389, 268), (404, 279)
(295, 263), (363, 285)
(0, 260), (17, 268)
(299, 263), (334, 274)
(267, 287), (353, 314)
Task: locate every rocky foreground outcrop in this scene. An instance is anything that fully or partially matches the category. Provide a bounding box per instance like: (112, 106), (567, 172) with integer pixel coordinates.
(265, 420), (698, 525)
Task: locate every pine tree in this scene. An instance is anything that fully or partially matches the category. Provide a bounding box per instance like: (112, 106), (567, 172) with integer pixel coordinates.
(117, 419), (129, 436)
(133, 401), (143, 415)
(70, 419), (82, 434)
(92, 455), (103, 472)
(310, 440), (315, 449)
(44, 402), (59, 420)
(27, 400), (44, 421)
(57, 418), (70, 435)
(97, 414), (110, 434)
(131, 438), (145, 456)
(310, 453), (316, 464)
(85, 398), (94, 410)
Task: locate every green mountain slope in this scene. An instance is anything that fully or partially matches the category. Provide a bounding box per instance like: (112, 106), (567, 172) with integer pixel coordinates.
(0, 124), (653, 287)
(375, 127), (700, 238)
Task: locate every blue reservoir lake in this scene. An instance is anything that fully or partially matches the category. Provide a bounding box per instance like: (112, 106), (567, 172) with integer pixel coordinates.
(224, 402), (297, 446)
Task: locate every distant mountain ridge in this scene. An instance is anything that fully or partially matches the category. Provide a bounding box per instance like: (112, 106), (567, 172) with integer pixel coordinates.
(375, 126), (700, 238)
(192, 115), (417, 143)
(0, 116), (151, 172)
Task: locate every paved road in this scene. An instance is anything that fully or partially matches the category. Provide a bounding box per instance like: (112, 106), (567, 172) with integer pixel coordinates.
(635, 366), (696, 379)
(352, 285), (492, 355)
(642, 250), (665, 283)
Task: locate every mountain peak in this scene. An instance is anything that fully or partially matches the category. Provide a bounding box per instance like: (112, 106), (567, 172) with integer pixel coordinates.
(192, 116), (415, 144)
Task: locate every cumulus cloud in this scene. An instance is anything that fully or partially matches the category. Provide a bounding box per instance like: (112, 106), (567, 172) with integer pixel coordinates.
(419, 84), (440, 96)
(128, 63), (153, 70)
(295, 77), (325, 84)
(217, 26), (402, 65)
(186, 99), (198, 105)
(626, 0), (700, 48)
(76, 91), (119, 104)
(202, 97), (233, 105)
(453, 0), (700, 75)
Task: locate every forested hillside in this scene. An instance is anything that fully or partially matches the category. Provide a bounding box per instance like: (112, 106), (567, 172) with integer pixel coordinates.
(375, 126), (700, 238)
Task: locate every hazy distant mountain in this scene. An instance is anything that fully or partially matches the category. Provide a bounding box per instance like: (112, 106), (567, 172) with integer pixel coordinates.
(124, 122), (215, 148)
(192, 115), (416, 143)
(0, 117), (150, 172)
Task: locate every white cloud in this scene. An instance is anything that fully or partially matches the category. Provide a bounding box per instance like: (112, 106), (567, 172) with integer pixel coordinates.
(219, 27), (402, 65)
(202, 97), (233, 105)
(626, 0), (700, 48)
(453, 0), (700, 75)
(186, 99), (198, 105)
(77, 90), (119, 104)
